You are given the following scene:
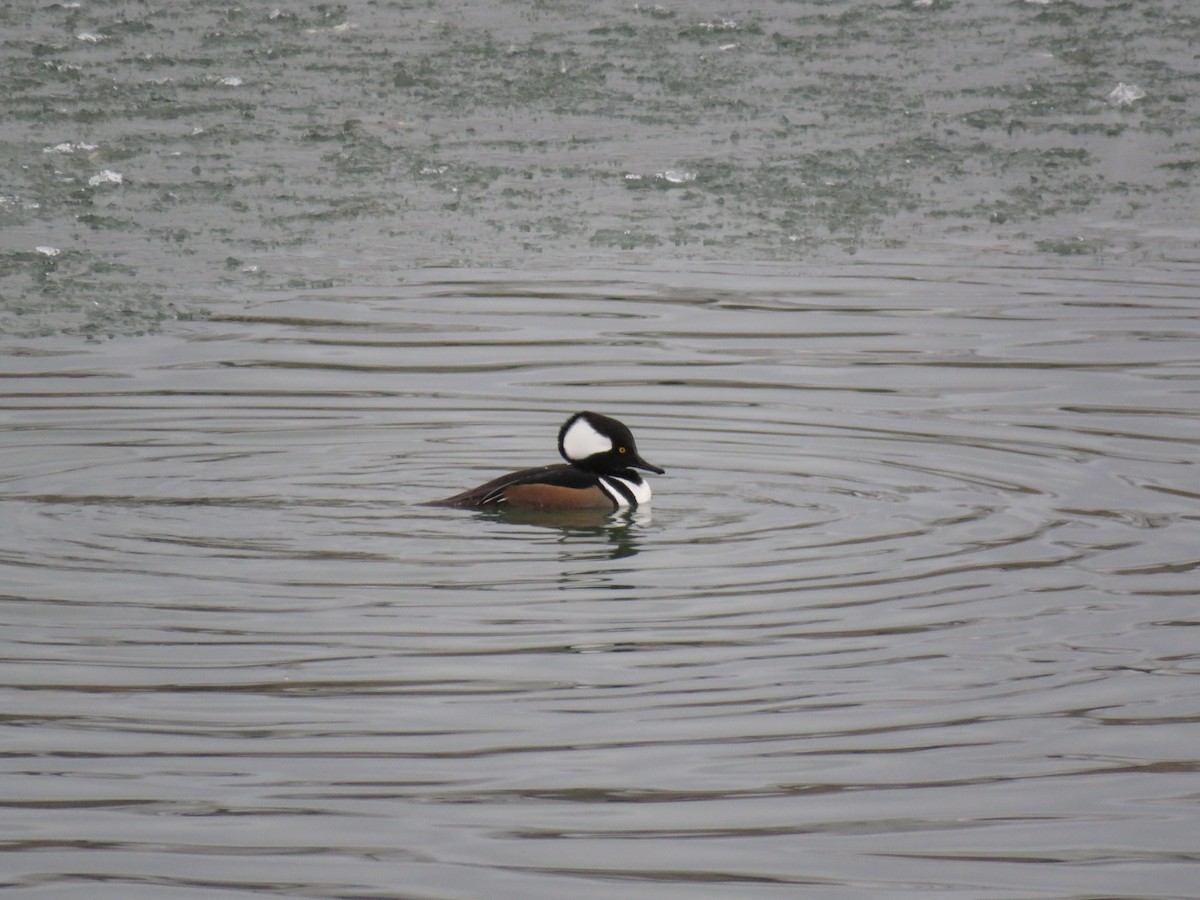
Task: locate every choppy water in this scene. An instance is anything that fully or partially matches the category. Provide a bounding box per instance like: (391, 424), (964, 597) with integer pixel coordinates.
(4, 0), (1199, 338)
(4, 1), (1200, 898)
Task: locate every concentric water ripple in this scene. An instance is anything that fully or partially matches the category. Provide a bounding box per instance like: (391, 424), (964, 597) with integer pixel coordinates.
(3, 265), (1200, 898)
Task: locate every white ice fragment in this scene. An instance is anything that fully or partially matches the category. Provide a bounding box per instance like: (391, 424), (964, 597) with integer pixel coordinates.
(36, 246), (61, 257)
(76, 32), (105, 42)
(44, 141), (99, 154)
(912, 0), (933, 7)
(218, 75), (244, 86)
(87, 170), (123, 187)
(624, 173), (644, 181)
(1107, 82), (1146, 106)
(305, 21), (357, 34)
(658, 169), (697, 184)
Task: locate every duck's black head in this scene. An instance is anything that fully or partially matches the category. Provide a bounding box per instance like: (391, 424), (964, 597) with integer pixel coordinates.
(557, 411), (664, 475)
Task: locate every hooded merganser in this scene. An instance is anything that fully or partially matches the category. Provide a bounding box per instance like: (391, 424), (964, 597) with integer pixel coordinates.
(428, 411), (664, 510)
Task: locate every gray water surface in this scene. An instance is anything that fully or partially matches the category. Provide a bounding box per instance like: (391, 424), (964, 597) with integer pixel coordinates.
(3, 1), (1200, 898)
(5, 264), (1200, 898)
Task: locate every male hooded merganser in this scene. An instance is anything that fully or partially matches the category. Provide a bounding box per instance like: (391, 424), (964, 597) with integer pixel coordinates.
(428, 411), (664, 510)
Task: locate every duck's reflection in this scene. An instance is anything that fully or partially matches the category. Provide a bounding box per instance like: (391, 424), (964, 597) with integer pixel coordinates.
(476, 505), (652, 560)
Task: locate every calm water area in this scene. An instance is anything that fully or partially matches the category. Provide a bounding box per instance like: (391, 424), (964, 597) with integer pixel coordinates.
(3, 2), (1200, 898)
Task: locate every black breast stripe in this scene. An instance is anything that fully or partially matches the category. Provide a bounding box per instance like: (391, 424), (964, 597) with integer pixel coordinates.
(598, 475), (636, 506)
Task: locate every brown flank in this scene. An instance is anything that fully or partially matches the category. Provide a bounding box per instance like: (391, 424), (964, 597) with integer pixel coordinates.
(503, 483), (613, 509)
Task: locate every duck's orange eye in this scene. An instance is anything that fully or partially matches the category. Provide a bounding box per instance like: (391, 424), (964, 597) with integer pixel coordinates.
(618, 446), (627, 454)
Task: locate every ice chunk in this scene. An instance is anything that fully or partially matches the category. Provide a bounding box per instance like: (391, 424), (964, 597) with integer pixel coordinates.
(1107, 82), (1146, 106)
(658, 169), (697, 184)
(44, 142), (98, 154)
(87, 170), (123, 187)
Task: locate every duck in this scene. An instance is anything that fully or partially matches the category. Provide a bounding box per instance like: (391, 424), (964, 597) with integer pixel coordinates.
(428, 411), (663, 510)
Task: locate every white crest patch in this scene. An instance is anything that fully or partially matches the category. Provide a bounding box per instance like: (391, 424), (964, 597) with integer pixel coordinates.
(562, 416), (612, 461)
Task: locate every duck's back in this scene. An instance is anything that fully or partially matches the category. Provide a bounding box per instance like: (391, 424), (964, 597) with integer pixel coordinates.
(427, 463), (607, 509)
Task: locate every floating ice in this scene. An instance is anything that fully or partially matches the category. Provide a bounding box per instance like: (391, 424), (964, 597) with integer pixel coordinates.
(304, 21), (358, 34)
(36, 246), (61, 257)
(634, 4), (674, 18)
(44, 142), (98, 154)
(1107, 82), (1146, 106)
(76, 32), (105, 42)
(87, 170), (123, 187)
(658, 169), (697, 184)
(218, 75), (244, 87)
